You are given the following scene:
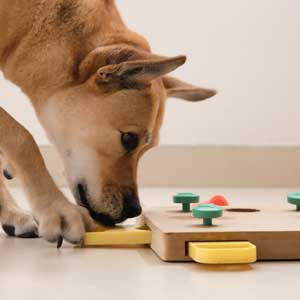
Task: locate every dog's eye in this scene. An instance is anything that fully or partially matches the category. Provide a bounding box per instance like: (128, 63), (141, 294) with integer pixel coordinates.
(121, 132), (139, 152)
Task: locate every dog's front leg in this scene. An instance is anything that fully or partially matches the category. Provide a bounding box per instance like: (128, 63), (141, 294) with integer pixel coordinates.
(0, 107), (95, 246)
(0, 156), (38, 238)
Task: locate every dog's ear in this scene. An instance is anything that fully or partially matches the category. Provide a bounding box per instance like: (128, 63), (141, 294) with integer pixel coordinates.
(95, 56), (186, 89)
(78, 46), (186, 89)
(162, 76), (217, 101)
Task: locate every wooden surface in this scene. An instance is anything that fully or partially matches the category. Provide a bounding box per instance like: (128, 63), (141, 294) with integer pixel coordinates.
(143, 204), (300, 261)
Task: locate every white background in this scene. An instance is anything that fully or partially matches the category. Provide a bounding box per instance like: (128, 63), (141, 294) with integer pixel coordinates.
(0, 0), (299, 145)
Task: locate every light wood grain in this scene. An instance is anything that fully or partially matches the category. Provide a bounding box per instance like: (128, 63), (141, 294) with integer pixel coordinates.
(144, 203), (300, 261)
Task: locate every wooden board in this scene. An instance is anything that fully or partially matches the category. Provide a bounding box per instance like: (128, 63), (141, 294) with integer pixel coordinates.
(142, 204), (300, 262)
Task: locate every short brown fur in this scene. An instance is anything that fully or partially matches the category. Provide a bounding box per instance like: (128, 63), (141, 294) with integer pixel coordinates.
(0, 0), (216, 245)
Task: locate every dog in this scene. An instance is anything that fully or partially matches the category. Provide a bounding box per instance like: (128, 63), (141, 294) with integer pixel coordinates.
(0, 0), (216, 246)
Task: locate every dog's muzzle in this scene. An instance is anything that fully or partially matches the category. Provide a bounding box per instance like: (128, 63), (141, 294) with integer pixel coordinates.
(76, 183), (142, 226)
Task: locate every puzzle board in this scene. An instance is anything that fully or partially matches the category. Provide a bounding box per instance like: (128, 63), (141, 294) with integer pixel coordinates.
(142, 204), (300, 262)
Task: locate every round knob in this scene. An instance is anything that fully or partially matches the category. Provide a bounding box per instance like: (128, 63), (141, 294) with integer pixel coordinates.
(192, 204), (223, 226)
(173, 193), (200, 212)
(288, 192), (300, 211)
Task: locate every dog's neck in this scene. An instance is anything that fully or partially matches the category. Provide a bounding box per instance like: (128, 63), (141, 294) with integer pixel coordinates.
(0, 0), (150, 111)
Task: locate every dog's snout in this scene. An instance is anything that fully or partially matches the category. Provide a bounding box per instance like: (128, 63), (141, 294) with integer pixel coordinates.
(122, 192), (142, 219)
(76, 183), (141, 225)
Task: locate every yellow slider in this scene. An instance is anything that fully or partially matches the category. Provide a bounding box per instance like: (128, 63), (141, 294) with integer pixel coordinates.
(189, 241), (257, 264)
(83, 225), (152, 247)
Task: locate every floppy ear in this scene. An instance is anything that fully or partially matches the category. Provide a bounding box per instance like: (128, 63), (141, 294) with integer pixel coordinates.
(95, 56), (186, 89)
(162, 76), (217, 101)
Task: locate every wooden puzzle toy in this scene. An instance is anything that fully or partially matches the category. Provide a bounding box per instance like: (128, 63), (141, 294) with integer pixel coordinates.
(83, 192), (300, 265)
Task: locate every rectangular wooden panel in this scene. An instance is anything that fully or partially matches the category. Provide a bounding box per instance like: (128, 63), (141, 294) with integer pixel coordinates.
(143, 205), (300, 261)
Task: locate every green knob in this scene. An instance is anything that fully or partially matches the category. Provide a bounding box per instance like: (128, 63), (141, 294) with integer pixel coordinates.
(192, 204), (223, 226)
(288, 192), (300, 211)
(173, 193), (200, 212)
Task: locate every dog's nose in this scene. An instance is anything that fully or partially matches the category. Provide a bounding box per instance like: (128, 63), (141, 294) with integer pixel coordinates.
(122, 192), (142, 219)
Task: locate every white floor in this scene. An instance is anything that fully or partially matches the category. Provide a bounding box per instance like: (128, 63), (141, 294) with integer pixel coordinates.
(1, 187), (300, 300)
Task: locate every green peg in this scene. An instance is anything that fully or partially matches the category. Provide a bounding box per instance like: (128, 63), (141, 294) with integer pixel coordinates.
(192, 204), (223, 226)
(288, 192), (300, 211)
(173, 193), (200, 212)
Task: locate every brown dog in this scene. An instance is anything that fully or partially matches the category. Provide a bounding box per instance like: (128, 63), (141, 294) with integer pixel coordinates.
(0, 0), (216, 246)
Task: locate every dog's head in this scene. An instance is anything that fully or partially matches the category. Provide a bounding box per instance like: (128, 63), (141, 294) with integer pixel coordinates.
(41, 45), (216, 226)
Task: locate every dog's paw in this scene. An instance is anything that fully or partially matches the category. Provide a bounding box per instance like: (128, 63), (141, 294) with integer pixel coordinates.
(1, 208), (38, 238)
(36, 201), (96, 248)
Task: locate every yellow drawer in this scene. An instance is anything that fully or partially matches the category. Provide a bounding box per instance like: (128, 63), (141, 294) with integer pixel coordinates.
(189, 241), (257, 264)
